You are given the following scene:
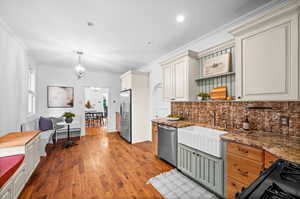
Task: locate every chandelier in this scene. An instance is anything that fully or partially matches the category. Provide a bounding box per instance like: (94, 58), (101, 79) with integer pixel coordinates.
(74, 51), (86, 79)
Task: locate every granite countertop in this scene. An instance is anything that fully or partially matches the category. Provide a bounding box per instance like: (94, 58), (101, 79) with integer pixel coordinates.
(152, 119), (300, 164)
(152, 119), (194, 128)
(220, 130), (300, 164)
(0, 130), (41, 148)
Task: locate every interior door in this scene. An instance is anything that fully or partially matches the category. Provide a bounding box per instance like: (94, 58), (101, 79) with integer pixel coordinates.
(120, 90), (131, 143)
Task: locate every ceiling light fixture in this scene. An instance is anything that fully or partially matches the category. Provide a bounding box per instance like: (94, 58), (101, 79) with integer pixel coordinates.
(176, 14), (185, 23)
(74, 51), (86, 79)
(87, 21), (94, 26)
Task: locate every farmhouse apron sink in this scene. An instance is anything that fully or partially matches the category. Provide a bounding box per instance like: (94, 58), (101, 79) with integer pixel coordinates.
(178, 126), (227, 158)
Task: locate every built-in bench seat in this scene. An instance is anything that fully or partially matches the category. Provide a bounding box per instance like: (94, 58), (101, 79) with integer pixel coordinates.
(0, 154), (24, 188)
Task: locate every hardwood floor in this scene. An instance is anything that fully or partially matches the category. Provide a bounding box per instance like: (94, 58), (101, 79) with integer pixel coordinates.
(85, 127), (108, 136)
(19, 128), (173, 199)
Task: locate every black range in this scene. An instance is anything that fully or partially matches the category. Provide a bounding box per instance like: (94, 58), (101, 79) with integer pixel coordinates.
(236, 159), (300, 199)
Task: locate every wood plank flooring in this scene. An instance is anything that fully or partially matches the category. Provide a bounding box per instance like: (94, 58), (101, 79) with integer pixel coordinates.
(18, 127), (173, 199)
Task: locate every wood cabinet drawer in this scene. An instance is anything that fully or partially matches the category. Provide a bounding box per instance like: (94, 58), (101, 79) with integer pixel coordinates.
(264, 151), (278, 169)
(227, 142), (263, 162)
(227, 153), (263, 185)
(227, 177), (245, 199)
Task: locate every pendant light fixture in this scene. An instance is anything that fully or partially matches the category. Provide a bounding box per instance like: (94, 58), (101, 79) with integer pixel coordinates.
(74, 51), (86, 79)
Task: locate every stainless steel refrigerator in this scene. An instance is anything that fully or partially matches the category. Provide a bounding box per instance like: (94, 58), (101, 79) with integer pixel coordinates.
(120, 89), (132, 143)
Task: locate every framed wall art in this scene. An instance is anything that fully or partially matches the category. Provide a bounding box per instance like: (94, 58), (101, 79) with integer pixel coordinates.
(203, 52), (231, 77)
(47, 86), (74, 108)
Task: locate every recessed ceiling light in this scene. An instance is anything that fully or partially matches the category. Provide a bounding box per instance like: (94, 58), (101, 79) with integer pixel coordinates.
(176, 14), (185, 23)
(87, 22), (94, 26)
(147, 41), (152, 45)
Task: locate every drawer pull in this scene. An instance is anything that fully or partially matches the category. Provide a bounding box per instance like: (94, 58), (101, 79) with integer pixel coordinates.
(238, 169), (248, 177)
(237, 147), (248, 154)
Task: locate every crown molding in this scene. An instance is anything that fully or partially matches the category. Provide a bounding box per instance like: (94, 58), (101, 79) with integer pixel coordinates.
(139, 0), (288, 70)
(159, 50), (198, 65)
(0, 17), (27, 50)
(229, 0), (300, 36)
(197, 39), (235, 58)
(120, 70), (149, 78)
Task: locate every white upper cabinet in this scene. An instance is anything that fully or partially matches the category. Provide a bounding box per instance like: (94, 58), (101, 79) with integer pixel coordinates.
(230, 1), (300, 100)
(161, 50), (199, 101)
(120, 72), (132, 90)
(162, 64), (173, 100)
(174, 59), (187, 100)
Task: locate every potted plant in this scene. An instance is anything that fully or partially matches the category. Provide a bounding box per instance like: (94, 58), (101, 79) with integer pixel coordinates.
(197, 93), (209, 101)
(63, 112), (75, 123)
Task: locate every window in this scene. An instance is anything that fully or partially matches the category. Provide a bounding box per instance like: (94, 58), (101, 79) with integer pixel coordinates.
(28, 69), (36, 115)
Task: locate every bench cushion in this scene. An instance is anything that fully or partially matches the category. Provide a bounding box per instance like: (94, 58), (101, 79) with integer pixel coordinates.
(0, 154), (24, 188)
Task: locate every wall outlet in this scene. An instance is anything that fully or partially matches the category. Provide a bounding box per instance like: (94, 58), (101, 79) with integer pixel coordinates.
(280, 116), (289, 126)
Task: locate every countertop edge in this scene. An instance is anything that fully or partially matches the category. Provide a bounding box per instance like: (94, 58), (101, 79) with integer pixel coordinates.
(220, 133), (300, 164)
(0, 130), (41, 149)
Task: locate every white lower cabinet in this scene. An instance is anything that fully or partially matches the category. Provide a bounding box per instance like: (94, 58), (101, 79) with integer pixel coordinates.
(25, 135), (40, 179)
(0, 181), (13, 199)
(177, 143), (194, 176)
(178, 144), (224, 197)
(0, 134), (41, 199)
(13, 164), (26, 197)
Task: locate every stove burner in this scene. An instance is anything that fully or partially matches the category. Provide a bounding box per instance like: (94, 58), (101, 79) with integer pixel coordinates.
(260, 183), (297, 199)
(280, 162), (300, 183)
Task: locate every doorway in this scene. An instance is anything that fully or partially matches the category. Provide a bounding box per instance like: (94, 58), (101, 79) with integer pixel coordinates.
(84, 87), (109, 134)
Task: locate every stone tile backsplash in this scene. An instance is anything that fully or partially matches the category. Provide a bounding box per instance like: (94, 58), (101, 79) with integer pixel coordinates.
(171, 101), (300, 137)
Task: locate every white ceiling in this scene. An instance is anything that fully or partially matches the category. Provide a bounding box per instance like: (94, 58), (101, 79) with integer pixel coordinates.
(0, 0), (273, 73)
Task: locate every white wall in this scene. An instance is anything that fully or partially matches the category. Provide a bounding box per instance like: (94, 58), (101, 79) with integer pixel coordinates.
(138, 0), (287, 141)
(0, 19), (35, 136)
(36, 65), (121, 134)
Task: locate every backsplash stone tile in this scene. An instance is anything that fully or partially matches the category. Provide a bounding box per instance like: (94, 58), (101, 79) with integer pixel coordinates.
(171, 101), (300, 137)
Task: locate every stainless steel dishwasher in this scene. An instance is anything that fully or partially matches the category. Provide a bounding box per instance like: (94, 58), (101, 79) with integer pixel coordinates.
(157, 124), (177, 166)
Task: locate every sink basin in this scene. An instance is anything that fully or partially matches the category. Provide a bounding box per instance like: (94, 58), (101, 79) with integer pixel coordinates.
(178, 126), (227, 158)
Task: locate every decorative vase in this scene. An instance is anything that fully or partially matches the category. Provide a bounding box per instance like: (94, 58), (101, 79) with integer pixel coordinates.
(65, 117), (73, 123)
(197, 96), (203, 101)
